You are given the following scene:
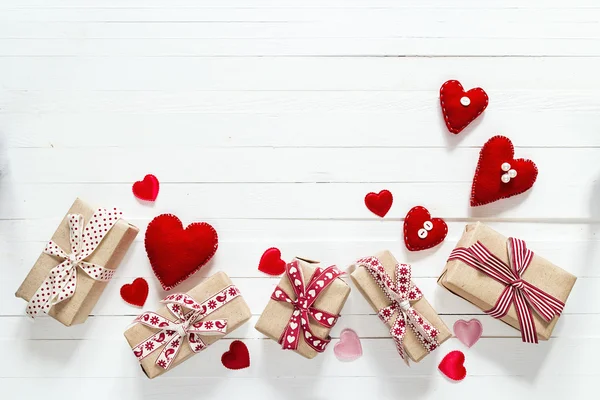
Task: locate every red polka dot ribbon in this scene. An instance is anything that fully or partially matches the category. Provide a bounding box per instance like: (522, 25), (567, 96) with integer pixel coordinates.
(354, 257), (440, 365)
(26, 208), (123, 318)
(270, 260), (344, 353)
(448, 238), (565, 344)
(132, 285), (240, 370)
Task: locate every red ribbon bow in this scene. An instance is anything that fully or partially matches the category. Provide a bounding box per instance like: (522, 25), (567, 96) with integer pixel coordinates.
(448, 238), (565, 343)
(132, 285), (240, 369)
(270, 260), (344, 353)
(355, 256), (440, 364)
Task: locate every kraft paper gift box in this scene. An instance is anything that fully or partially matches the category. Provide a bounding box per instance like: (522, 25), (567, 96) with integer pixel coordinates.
(15, 198), (139, 326)
(255, 257), (351, 359)
(124, 271), (251, 379)
(351, 250), (451, 363)
(438, 222), (577, 341)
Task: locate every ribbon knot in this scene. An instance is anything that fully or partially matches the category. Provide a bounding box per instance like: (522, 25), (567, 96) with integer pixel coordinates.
(398, 299), (411, 311)
(270, 260), (344, 353)
(68, 253), (80, 268)
(448, 237), (565, 343)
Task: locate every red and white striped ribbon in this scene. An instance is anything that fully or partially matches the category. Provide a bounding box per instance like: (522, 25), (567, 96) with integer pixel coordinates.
(448, 238), (565, 343)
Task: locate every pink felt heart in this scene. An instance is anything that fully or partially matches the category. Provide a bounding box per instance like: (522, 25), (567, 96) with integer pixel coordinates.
(453, 319), (483, 348)
(334, 328), (363, 361)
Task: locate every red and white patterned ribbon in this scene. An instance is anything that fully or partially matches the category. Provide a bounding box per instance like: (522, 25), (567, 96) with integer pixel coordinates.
(270, 260), (344, 353)
(354, 256), (440, 364)
(448, 238), (565, 343)
(26, 208), (123, 318)
(132, 285), (240, 369)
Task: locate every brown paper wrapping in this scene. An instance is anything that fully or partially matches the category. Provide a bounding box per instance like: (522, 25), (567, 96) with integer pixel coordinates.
(15, 198), (139, 326)
(350, 250), (451, 362)
(124, 271), (251, 379)
(438, 222), (577, 340)
(254, 257), (351, 359)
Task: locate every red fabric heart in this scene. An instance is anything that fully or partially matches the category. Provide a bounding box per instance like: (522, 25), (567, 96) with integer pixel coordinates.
(145, 214), (218, 290)
(120, 277), (149, 307)
(403, 206), (448, 251)
(258, 247), (286, 276)
(440, 80), (488, 134)
(438, 350), (467, 381)
(132, 174), (160, 201)
(471, 135), (538, 206)
(221, 340), (250, 370)
(364, 190), (393, 218)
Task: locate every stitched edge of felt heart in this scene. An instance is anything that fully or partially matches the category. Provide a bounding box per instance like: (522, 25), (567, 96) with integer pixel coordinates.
(132, 174), (160, 202)
(221, 340), (250, 370)
(145, 214), (218, 291)
(257, 247), (286, 276)
(120, 277), (149, 308)
(403, 206), (448, 251)
(334, 328), (363, 362)
(440, 80), (489, 134)
(453, 319), (483, 348)
(364, 189), (393, 218)
(470, 135), (538, 207)
(438, 350), (467, 381)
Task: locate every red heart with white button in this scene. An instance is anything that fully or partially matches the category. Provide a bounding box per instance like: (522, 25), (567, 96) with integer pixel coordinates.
(403, 206), (448, 251)
(470, 135), (538, 206)
(440, 80), (488, 134)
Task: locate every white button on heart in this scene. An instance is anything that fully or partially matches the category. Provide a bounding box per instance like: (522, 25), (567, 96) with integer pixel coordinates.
(418, 228), (428, 239)
(460, 96), (471, 106)
(423, 220), (433, 231)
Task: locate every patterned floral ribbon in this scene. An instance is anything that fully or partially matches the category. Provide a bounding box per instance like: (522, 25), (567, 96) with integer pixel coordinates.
(132, 285), (240, 369)
(270, 260), (344, 353)
(354, 256), (440, 365)
(448, 238), (565, 344)
(26, 208), (123, 318)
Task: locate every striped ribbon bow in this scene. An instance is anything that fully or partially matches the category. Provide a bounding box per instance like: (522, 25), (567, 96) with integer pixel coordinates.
(26, 209), (123, 318)
(270, 260), (344, 353)
(132, 285), (240, 369)
(354, 256), (440, 364)
(448, 238), (565, 343)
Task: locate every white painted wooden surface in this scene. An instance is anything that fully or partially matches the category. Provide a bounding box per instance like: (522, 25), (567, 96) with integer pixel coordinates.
(1, 0), (599, 398)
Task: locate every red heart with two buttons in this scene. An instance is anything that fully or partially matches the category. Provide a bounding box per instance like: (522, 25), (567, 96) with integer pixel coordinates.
(403, 206), (448, 251)
(471, 135), (538, 206)
(440, 80), (488, 134)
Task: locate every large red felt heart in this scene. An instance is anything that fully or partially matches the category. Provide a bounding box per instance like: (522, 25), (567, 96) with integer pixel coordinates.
(258, 247), (286, 276)
(440, 80), (488, 134)
(364, 190), (393, 218)
(438, 350), (467, 381)
(132, 174), (160, 202)
(404, 206), (447, 251)
(120, 277), (149, 307)
(471, 135), (538, 206)
(145, 214), (218, 290)
(221, 340), (250, 370)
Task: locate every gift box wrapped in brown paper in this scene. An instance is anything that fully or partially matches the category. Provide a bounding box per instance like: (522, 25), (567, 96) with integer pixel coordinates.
(15, 198), (139, 326)
(255, 257), (351, 359)
(351, 250), (451, 363)
(124, 271), (251, 379)
(439, 222), (577, 341)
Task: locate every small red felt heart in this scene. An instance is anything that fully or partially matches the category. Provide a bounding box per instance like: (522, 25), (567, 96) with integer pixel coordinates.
(258, 247), (286, 276)
(471, 135), (538, 206)
(403, 206), (447, 251)
(438, 350), (467, 381)
(440, 80), (488, 134)
(120, 277), (149, 307)
(364, 190), (393, 218)
(221, 340), (250, 370)
(132, 174), (160, 202)
(145, 214), (218, 290)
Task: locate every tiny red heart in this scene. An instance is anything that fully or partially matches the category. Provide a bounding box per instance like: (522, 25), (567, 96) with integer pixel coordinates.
(403, 206), (447, 251)
(120, 277), (149, 307)
(221, 340), (250, 370)
(364, 190), (393, 218)
(438, 350), (467, 381)
(470, 135), (538, 206)
(132, 174), (160, 201)
(440, 80), (488, 134)
(258, 247), (286, 276)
